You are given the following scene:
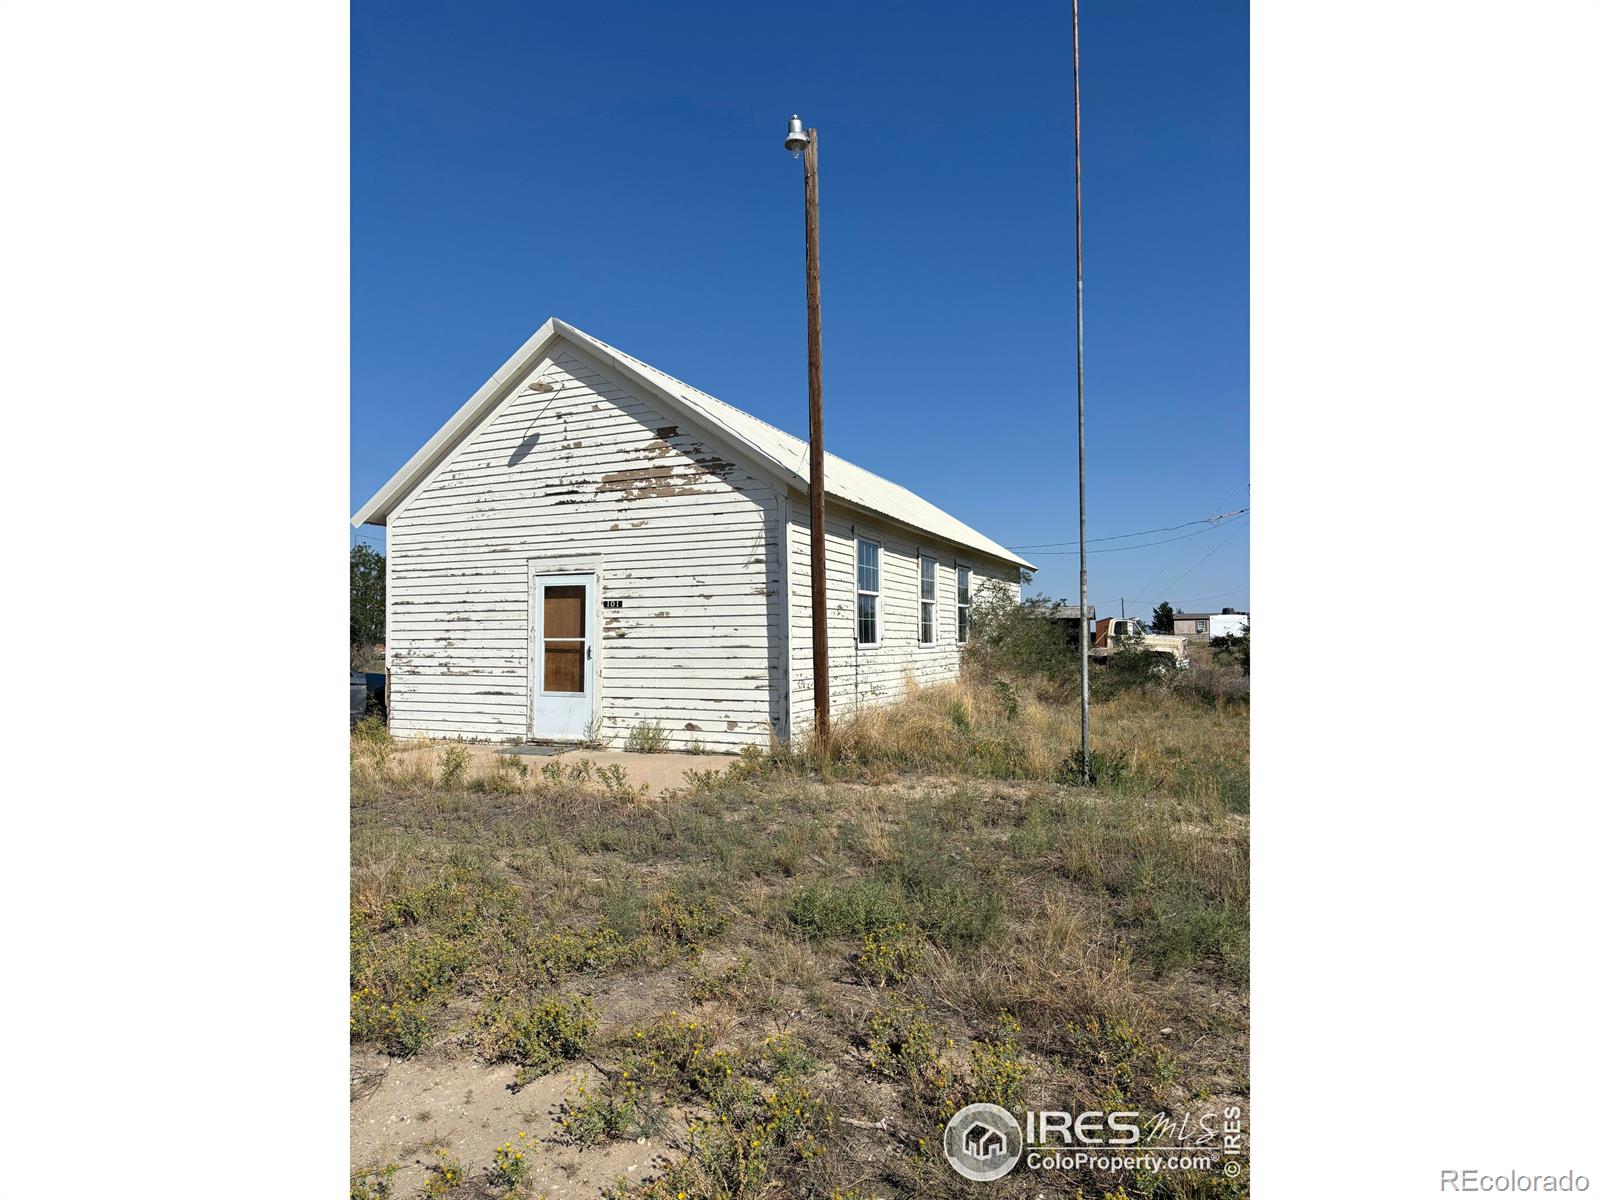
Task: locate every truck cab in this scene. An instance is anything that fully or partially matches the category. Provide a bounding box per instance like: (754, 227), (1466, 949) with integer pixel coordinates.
(1092, 617), (1190, 668)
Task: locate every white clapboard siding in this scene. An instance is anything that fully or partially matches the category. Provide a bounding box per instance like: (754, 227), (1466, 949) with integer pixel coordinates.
(363, 323), (1031, 753)
(387, 345), (784, 750)
(786, 499), (1022, 731)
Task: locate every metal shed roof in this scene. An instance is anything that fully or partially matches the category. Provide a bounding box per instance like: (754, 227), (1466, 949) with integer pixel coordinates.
(352, 318), (1037, 572)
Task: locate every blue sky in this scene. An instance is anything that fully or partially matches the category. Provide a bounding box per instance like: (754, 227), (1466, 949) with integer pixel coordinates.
(352, 0), (1248, 620)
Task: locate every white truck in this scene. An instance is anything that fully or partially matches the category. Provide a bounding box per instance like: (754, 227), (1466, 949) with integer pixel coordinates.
(1091, 617), (1190, 668)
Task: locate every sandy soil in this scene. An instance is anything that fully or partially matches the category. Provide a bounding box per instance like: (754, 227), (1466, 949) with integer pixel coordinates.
(350, 1051), (680, 1198)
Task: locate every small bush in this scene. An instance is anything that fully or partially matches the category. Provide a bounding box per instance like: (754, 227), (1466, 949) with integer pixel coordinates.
(991, 678), (1020, 721)
(624, 720), (669, 753)
(646, 888), (729, 946)
(1061, 1014), (1176, 1109)
(350, 1164), (398, 1200)
(967, 1012), (1030, 1112)
(476, 992), (596, 1072)
(485, 1133), (532, 1190)
(863, 999), (955, 1111)
(559, 1075), (664, 1146)
(854, 923), (925, 986)
(350, 989), (434, 1056)
(353, 714), (392, 749)
(421, 1149), (464, 1197)
(785, 877), (909, 941)
(688, 957), (750, 1003)
(1054, 746), (1130, 787)
(436, 745), (470, 789)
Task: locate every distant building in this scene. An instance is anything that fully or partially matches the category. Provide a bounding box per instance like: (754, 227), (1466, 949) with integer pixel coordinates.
(1028, 601), (1095, 624)
(1174, 608), (1249, 639)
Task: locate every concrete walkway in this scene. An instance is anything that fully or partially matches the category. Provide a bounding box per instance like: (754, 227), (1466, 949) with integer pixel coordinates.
(384, 739), (734, 792)
(500, 745), (733, 791)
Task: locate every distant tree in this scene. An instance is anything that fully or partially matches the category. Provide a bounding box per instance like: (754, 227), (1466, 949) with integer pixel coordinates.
(1150, 601), (1175, 634)
(351, 544), (385, 649)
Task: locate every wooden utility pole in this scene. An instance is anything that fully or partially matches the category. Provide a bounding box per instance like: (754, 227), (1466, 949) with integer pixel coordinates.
(1073, 0), (1090, 783)
(788, 116), (830, 747)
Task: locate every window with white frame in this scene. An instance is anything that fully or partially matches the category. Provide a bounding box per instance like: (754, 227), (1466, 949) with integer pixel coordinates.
(919, 555), (937, 644)
(956, 566), (972, 642)
(856, 538), (880, 645)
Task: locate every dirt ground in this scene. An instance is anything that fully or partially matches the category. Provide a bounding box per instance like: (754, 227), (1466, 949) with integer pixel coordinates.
(351, 1052), (674, 1198)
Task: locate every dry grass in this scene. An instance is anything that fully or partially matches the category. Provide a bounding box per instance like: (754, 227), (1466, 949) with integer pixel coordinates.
(816, 676), (1249, 810)
(350, 679), (1249, 1199)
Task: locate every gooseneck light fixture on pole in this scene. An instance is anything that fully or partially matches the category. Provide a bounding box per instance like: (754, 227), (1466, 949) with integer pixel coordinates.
(784, 113), (830, 749)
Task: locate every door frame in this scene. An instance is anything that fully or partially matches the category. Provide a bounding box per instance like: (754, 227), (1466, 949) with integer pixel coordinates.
(527, 555), (604, 742)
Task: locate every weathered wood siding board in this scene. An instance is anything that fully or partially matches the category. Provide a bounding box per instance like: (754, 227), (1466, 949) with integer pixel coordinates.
(785, 498), (1021, 732)
(387, 344), (785, 750)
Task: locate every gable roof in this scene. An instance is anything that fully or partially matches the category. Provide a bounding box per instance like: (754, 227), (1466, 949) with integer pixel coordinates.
(352, 318), (1036, 571)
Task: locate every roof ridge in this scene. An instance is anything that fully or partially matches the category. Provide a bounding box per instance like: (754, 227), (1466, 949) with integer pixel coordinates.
(570, 326), (980, 510)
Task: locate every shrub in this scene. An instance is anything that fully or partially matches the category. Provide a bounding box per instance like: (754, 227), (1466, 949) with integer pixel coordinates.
(964, 588), (1085, 690)
(624, 720), (669, 753)
(645, 888), (729, 946)
(475, 992), (596, 1071)
(688, 957), (750, 1003)
(785, 877), (909, 941)
(854, 923), (925, 987)
(350, 1164), (398, 1199)
(1061, 1014), (1176, 1109)
(1054, 746), (1130, 787)
(967, 1012), (1030, 1111)
(559, 1076), (663, 1147)
(436, 745), (470, 789)
(485, 1133), (532, 1190)
(350, 989), (434, 1056)
(353, 713), (392, 749)
(863, 999), (955, 1111)
(421, 1150), (464, 1197)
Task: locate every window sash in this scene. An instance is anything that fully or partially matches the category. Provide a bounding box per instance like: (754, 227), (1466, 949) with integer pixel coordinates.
(859, 593), (878, 645)
(857, 540), (879, 594)
(956, 566), (971, 643)
(919, 555), (936, 644)
(857, 538), (880, 645)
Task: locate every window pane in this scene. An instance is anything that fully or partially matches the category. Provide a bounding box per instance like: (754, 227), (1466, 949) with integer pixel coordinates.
(858, 593), (877, 643)
(920, 601), (934, 643)
(543, 642), (584, 693)
(958, 607), (970, 642)
(957, 567), (970, 606)
(543, 585), (585, 638)
(857, 541), (878, 592)
(920, 557), (935, 601)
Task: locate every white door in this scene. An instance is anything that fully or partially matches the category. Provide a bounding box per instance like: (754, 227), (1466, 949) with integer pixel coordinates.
(533, 573), (595, 741)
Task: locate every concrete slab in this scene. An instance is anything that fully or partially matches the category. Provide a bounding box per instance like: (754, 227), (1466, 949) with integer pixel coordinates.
(383, 739), (734, 793)
(500, 746), (733, 791)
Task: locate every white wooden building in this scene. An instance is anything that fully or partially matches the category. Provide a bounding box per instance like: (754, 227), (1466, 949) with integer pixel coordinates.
(351, 319), (1037, 750)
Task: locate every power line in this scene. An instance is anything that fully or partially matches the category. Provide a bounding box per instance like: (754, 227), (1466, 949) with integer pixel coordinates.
(1206, 476), (1249, 519)
(1024, 512), (1248, 560)
(1165, 587), (1249, 606)
(1010, 507), (1248, 551)
(1134, 515), (1249, 602)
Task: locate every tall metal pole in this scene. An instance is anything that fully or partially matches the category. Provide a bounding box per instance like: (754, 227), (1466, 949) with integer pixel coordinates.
(803, 128), (830, 749)
(1073, 0), (1090, 783)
